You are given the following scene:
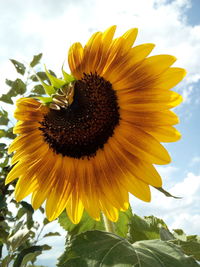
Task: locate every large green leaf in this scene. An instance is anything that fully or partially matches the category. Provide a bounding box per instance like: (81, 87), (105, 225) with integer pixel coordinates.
(57, 230), (199, 267)
(58, 207), (133, 239)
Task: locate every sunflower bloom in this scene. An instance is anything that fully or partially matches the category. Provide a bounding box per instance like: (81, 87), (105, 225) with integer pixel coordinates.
(6, 26), (186, 224)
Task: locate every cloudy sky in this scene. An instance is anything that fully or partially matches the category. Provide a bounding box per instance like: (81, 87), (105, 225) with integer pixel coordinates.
(1, 0), (200, 266)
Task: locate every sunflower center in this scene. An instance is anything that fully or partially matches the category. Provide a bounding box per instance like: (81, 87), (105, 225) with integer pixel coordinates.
(39, 73), (120, 158)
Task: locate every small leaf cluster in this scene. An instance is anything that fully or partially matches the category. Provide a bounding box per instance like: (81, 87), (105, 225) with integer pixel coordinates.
(0, 54), (61, 267)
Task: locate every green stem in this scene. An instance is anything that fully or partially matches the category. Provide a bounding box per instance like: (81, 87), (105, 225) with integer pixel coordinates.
(102, 214), (115, 233)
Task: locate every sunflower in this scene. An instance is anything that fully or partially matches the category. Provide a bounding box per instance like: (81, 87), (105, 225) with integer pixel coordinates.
(6, 26), (186, 224)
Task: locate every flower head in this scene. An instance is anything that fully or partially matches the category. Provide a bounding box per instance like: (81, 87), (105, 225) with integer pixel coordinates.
(6, 26), (186, 224)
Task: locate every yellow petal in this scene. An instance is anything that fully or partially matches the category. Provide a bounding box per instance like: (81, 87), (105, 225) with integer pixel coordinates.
(119, 90), (183, 111)
(138, 55), (177, 75)
(122, 28), (138, 48)
(66, 189), (84, 224)
(68, 42), (84, 79)
(76, 159), (101, 220)
(120, 110), (179, 126)
(99, 198), (119, 222)
(45, 157), (73, 221)
(122, 174), (151, 202)
(15, 175), (38, 201)
(156, 67), (187, 90)
(142, 125), (181, 142)
(115, 122), (171, 164)
(96, 25), (117, 74)
(109, 137), (162, 187)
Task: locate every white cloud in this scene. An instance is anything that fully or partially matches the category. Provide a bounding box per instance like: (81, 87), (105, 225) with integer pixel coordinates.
(131, 172), (200, 235)
(0, 0), (200, 97)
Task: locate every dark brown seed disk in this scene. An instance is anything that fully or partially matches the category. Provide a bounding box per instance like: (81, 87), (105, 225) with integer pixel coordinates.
(39, 73), (120, 159)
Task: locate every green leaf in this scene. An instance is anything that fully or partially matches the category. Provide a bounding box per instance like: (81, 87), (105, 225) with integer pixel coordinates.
(13, 245), (51, 267)
(58, 211), (104, 238)
(16, 207), (26, 219)
(10, 78), (26, 95)
(176, 240), (200, 261)
(27, 213), (34, 229)
(171, 235), (200, 261)
(0, 227), (9, 242)
(59, 208), (138, 241)
(57, 230), (199, 267)
(0, 79), (26, 103)
(0, 94), (13, 104)
(128, 214), (169, 243)
(114, 206), (133, 238)
(173, 229), (187, 241)
(154, 186), (181, 199)
(0, 109), (9, 125)
(0, 157), (9, 168)
(45, 65), (66, 88)
(43, 232), (61, 237)
(21, 251), (41, 266)
(5, 79), (14, 87)
(8, 228), (30, 250)
(20, 201), (34, 214)
(34, 75), (55, 96)
(43, 217), (50, 225)
(5, 127), (16, 139)
(32, 84), (45, 95)
(30, 72), (48, 82)
(59, 208), (133, 239)
(10, 59), (26, 75)
(0, 143), (7, 150)
(62, 67), (75, 83)
(0, 243), (2, 258)
(0, 130), (6, 138)
(160, 227), (176, 241)
(35, 96), (53, 104)
(0, 117), (9, 125)
(30, 53), (43, 67)
(1, 255), (12, 267)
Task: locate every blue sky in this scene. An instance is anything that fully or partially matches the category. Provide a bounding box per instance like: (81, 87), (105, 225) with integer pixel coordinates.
(0, 0), (200, 266)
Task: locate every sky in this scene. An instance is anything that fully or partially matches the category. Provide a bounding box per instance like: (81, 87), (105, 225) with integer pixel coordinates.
(0, 0), (200, 266)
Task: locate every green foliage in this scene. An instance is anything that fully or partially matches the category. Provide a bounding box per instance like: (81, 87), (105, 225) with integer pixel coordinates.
(0, 54), (61, 266)
(171, 232), (200, 261)
(58, 213), (200, 267)
(128, 214), (169, 242)
(57, 230), (199, 267)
